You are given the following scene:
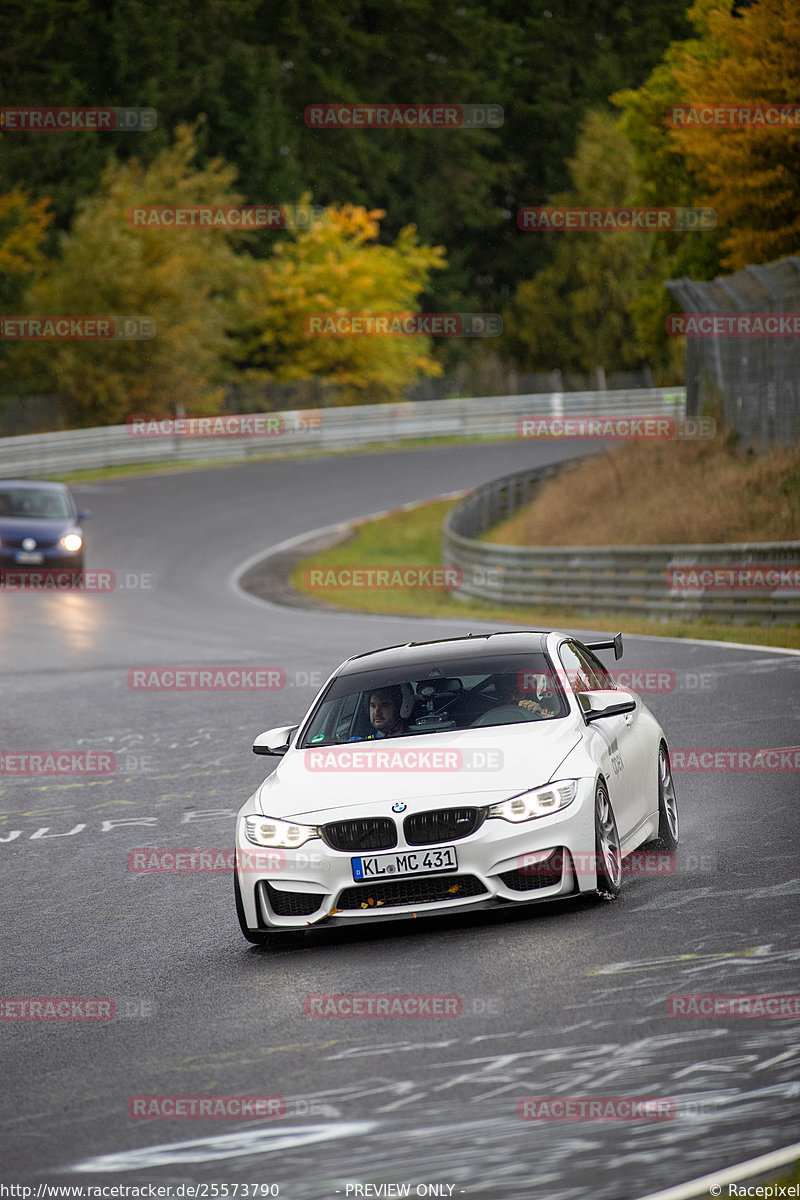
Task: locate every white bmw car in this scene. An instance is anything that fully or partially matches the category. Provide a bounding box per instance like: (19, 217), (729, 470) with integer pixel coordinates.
(234, 630), (679, 943)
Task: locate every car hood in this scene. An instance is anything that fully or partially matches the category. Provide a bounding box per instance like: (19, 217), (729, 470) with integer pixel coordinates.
(255, 722), (582, 821)
(0, 517), (74, 540)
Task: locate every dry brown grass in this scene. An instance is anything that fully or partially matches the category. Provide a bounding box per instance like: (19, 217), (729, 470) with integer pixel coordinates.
(486, 437), (800, 546)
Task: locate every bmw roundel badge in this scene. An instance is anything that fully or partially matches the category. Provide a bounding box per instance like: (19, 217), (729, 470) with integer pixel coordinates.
(391, 802), (407, 813)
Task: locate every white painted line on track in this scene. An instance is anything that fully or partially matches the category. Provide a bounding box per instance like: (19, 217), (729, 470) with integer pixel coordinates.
(633, 1139), (800, 1200)
(622, 631), (800, 658)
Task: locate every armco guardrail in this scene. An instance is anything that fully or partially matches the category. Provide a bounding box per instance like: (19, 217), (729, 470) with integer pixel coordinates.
(443, 464), (800, 623)
(0, 387), (684, 478)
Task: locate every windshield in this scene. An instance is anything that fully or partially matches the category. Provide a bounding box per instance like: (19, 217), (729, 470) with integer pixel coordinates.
(0, 488), (71, 519)
(298, 652), (568, 748)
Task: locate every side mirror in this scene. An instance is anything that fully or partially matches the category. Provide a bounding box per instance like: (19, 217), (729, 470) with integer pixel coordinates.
(579, 690), (636, 724)
(77, 509), (93, 521)
(252, 725), (298, 756)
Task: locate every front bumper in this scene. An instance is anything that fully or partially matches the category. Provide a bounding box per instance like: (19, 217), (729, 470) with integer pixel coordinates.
(234, 779), (600, 933)
(0, 549), (83, 573)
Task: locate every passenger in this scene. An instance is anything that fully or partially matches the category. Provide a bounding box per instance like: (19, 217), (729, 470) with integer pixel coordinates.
(491, 674), (556, 717)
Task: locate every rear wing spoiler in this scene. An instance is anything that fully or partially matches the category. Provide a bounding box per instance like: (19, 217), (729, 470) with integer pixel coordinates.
(585, 632), (624, 660)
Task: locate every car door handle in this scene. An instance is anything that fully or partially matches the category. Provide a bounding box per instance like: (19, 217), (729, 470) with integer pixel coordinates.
(624, 714), (634, 726)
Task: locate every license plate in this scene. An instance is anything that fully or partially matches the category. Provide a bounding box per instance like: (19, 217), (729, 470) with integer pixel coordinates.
(351, 846), (458, 881)
(15, 552), (44, 564)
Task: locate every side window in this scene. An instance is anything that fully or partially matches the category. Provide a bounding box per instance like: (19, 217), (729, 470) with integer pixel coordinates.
(580, 646), (615, 690)
(558, 642), (612, 693)
(334, 692), (361, 740)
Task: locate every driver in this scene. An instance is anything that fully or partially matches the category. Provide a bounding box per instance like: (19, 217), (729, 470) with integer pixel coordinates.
(350, 685), (411, 741)
(491, 673), (556, 717)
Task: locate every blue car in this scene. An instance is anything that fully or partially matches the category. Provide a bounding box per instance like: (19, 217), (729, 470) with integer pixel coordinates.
(0, 480), (91, 578)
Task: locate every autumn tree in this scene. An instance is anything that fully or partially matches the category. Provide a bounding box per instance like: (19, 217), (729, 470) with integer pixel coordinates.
(237, 204), (447, 405)
(615, 0), (799, 284)
(10, 124), (247, 425)
(0, 179), (51, 312)
(667, 0), (800, 269)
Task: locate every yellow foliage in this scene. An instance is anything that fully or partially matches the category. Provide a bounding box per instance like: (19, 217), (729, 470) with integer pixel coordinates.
(239, 198), (447, 405)
(6, 125), (449, 422)
(10, 124), (246, 425)
(0, 182), (52, 277)
(669, 0), (800, 269)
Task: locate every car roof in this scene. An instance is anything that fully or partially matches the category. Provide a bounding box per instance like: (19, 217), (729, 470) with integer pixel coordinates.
(336, 630), (557, 676)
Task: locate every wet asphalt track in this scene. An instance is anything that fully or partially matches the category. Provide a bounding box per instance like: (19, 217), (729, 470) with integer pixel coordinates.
(1, 439), (799, 1199)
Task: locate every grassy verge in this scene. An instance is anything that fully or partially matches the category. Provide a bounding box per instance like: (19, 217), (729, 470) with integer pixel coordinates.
(291, 497), (800, 650)
(487, 436), (800, 545)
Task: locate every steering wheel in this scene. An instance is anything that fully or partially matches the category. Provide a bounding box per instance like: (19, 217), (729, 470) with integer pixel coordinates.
(470, 704), (538, 726)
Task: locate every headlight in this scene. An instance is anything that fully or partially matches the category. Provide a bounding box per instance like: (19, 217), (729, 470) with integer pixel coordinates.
(244, 815), (318, 848)
(487, 780), (578, 822)
(59, 533), (83, 552)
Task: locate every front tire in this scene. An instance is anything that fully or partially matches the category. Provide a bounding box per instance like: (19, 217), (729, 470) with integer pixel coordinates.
(594, 780), (622, 900)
